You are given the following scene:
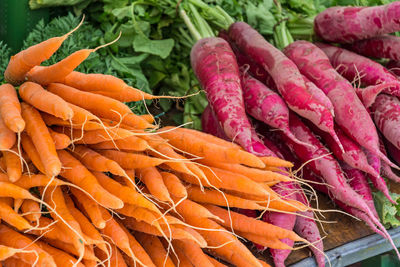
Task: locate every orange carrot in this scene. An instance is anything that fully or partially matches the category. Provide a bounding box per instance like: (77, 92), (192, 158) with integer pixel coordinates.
(0, 181), (43, 200)
(95, 245), (128, 267)
(99, 150), (165, 169)
(93, 171), (159, 214)
(134, 232), (175, 267)
(2, 145), (22, 182)
(62, 71), (156, 101)
(205, 205), (303, 241)
(0, 84), (25, 132)
(259, 156), (294, 168)
(70, 188), (106, 229)
(20, 199), (41, 223)
(3, 257), (31, 267)
(0, 224), (56, 266)
(41, 113), (103, 130)
(48, 128), (70, 149)
(20, 133), (46, 174)
(183, 216), (262, 267)
(235, 231), (293, 250)
(28, 217), (71, 244)
(137, 167), (171, 202)
(89, 135), (149, 151)
(140, 114), (155, 124)
(167, 241), (193, 267)
(70, 145), (124, 175)
(47, 83), (153, 129)
(4, 21), (81, 85)
(172, 197), (220, 221)
(14, 174), (66, 189)
(57, 150), (123, 209)
(206, 255), (227, 267)
(118, 221), (157, 267)
(0, 114), (16, 150)
(161, 172), (187, 198)
(19, 82), (73, 120)
(150, 145), (194, 176)
(53, 126), (133, 145)
(0, 245), (21, 261)
(21, 103), (61, 176)
(117, 205), (161, 228)
(36, 240), (85, 267)
(186, 186), (264, 210)
(67, 103), (98, 123)
(0, 198), (31, 230)
(157, 128), (265, 168)
(173, 240), (214, 267)
(43, 239), (97, 261)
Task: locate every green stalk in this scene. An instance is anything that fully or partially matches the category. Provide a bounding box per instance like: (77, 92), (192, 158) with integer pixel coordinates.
(188, 3), (213, 38)
(188, 0), (234, 30)
(179, 8), (202, 42)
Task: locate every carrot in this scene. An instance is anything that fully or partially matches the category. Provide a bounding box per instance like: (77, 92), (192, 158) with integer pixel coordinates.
(36, 240), (85, 267)
(94, 245), (128, 267)
(173, 240), (214, 267)
(186, 186), (263, 210)
(70, 145), (125, 175)
(0, 181), (45, 200)
(259, 156), (293, 168)
(137, 167), (172, 202)
(48, 128), (71, 149)
(0, 114), (16, 150)
(57, 150), (123, 209)
(47, 83), (154, 129)
(20, 133), (45, 174)
(53, 126), (134, 145)
(28, 217), (72, 244)
(0, 224), (56, 266)
(19, 82), (73, 120)
(172, 197), (220, 221)
(3, 257), (31, 267)
(140, 114), (155, 124)
(93, 171), (160, 214)
(117, 205), (161, 229)
(161, 172), (187, 198)
(206, 205), (303, 241)
(0, 199), (31, 230)
(64, 194), (106, 251)
(168, 242), (193, 267)
(70, 188), (106, 229)
(236, 231), (292, 250)
(89, 135), (149, 151)
(62, 71), (157, 101)
(118, 221), (157, 267)
(4, 19), (82, 85)
(134, 232), (175, 267)
(82, 259), (97, 267)
(196, 159), (290, 182)
(20, 199), (41, 222)
(158, 127), (265, 168)
(41, 113), (103, 130)
(0, 245), (21, 261)
(0, 84), (25, 132)
(99, 150), (165, 169)
(21, 103), (61, 176)
(2, 145), (22, 182)
(43, 239), (97, 261)
(206, 255), (227, 267)
(184, 216), (262, 267)
(14, 174), (66, 189)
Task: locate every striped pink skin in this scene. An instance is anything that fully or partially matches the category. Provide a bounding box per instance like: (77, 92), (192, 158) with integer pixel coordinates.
(303, 75), (334, 116)
(201, 105), (230, 141)
(345, 35), (400, 61)
(314, 2), (400, 43)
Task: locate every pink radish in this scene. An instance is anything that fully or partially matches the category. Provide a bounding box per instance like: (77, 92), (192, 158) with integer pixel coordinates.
(283, 40), (396, 168)
(241, 70), (309, 147)
(387, 60), (400, 76)
(345, 35), (400, 61)
(314, 2), (400, 43)
(381, 137), (400, 183)
(201, 105), (230, 141)
(228, 22), (343, 152)
(303, 75), (334, 117)
(317, 43), (400, 100)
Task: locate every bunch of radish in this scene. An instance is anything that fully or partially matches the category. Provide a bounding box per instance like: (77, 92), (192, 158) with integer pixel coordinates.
(184, 1), (400, 266)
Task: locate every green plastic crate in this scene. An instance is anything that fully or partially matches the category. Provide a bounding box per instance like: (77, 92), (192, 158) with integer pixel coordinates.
(0, 0), (50, 52)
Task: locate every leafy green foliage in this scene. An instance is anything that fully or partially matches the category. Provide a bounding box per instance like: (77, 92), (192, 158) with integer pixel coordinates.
(374, 190), (400, 228)
(0, 41), (11, 84)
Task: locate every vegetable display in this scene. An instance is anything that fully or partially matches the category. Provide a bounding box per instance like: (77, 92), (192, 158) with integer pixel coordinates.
(0, 19), (320, 267)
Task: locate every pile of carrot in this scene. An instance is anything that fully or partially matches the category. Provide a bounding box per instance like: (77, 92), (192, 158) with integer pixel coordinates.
(0, 20), (316, 267)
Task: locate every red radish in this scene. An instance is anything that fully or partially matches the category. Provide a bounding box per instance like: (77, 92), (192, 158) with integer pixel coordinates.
(364, 150), (395, 203)
(293, 184), (325, 267)
(218, 30), (277, 90)
(303, 75), (334, 117)
(379, 137), (400, 183)
(340, 163), (378, 218)
(241, 70), (309, 147)
(384, 137), (400, 166)
(305, 121), (378, 179)
(317, 43), (400, 100)
(283, 41), (396, 168)
(201, 105), (230, 141)
(263, 182), (297, 267)
(228, 22), (343, 152)
(371, 93), (400, 151)
(314, 2), (400, 43)
(345, 35), (400, 61)
(191, 37), (270, 156)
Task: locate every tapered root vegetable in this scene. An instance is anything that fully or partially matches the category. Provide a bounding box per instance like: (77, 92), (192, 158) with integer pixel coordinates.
(201, 105), (230, 141)
(0, 114), (16, 150)
(20, 133), (45, 174)
(284, 41), (395, 167)
(99, 150), (165, 169)
(0, 84), (25, 132)
(314, 2), (400, 43)
(19, 82), (74, 120)
(228, 22), (342, 152)
(21, 103), (61, 176)
(3, 145), (22, 182)
(48, 128), (71, 150)
(134, 233), (175, 267)
(0, 199), (31, 230)
(4, 18), (82, 85)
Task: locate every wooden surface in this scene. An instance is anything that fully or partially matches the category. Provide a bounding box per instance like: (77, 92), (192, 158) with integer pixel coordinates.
(152, 104), (400, 266)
